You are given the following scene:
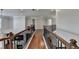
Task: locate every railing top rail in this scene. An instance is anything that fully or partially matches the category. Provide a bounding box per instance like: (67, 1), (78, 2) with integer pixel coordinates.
(0, 29), (27, 41)
(15, 29), (27, 36)
(45, 28), (71, 48)
(0, 37), (10, 41)
(53, 32), (70, 48)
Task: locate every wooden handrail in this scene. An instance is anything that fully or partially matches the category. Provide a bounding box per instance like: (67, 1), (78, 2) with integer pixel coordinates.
(52, 32), (70, 48)
(46, 29), (79, 49)
(0, 37), (13, 49)
(0, 26), (34, 49)
(15, 25), (35, 36)
(0, 28), (30, 42)
(46, 29), (71, 49)
(15, 29), (27, 36)
(0, 25), (34, 41)
(0, 29), (27, 49)
(0, 37), (10, 41)
(0, 29), (28, 49)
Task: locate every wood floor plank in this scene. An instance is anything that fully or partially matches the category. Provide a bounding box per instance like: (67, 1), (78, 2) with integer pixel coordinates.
(28, 30), (46, 49)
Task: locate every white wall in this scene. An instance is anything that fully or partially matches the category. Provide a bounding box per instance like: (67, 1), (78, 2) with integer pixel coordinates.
(25, 17), (33, 26)
(1, 16), (26, 34)
(56, 9), (79, 46)
(1, 16), (13, 33)
(56, 9), (79, 34)
(13, 16), (25, 33)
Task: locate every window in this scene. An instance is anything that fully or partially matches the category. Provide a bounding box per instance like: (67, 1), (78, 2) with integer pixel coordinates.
(48, 19), (52, 25)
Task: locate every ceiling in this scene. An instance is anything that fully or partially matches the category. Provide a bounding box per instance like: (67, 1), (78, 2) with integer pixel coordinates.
(0, 9), (56, 17)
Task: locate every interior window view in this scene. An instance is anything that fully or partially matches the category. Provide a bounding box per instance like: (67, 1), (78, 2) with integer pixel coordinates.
(0, 9), (78, 49)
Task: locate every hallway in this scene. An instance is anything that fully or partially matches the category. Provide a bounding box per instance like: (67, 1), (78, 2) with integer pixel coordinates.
(0, 9), (79, 49)
(28, 30), (46, 49)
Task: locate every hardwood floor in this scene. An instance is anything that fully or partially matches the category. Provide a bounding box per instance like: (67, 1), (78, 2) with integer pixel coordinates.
(28, 30), (46, 49)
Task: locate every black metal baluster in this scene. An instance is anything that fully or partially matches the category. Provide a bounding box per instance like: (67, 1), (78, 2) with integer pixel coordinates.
(58, 39), (59, 49)
(4, 40), (5, 49)
(60, 42), (62, 49)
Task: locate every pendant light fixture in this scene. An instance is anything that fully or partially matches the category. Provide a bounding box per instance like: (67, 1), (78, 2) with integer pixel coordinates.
(32, 9), (39, 11)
